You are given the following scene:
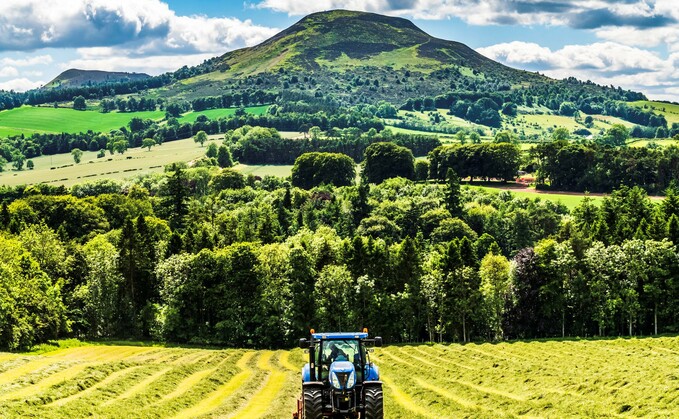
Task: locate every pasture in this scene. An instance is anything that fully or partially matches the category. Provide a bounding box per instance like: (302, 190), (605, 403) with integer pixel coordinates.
(0, 105), (271, 138)
(0, 107), (165, 137)
(0, 337), (678, 418)
(0, 136), (222, 187)
(466, 185), (605, 209)
(630, 100), (679, 125)
(178, 105), (271, 123)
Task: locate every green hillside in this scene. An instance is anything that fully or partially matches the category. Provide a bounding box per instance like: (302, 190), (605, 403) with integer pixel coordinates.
(630, 100), (679, 125)
(44, 69), (150, 89)
(1, 338), (678, 418)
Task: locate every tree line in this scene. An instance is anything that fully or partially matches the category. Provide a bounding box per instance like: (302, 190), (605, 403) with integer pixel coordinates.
(2, 149), (679, 349)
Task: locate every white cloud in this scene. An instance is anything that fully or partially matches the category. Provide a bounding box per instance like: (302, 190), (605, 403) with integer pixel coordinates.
(0, 55), (53, 66)
(478, 41), (678, 100)
(0, 78), (45, 91)
(0, 0), (278, 55)
(0, 67), (19, 78)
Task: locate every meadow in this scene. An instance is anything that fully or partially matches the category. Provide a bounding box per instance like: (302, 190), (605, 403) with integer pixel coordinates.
(0, 337), (677, 418)
(178, 105), (270, 123)
(0, 105), (271, 138)
(466, 185), (606, 209)
(630, 100), (679, 125)
(0, 136), (222, 187)
(0, 107), (165, 137)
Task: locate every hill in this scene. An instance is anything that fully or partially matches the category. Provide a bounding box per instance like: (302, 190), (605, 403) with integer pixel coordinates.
(159, 10), (643, 108)
(1, 338), (678, 417)
(44, 69), (150, 89)
(218, 10), (525, 78)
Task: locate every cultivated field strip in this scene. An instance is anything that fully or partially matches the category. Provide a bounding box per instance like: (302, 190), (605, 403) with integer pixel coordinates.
(0, 337), (678, 417)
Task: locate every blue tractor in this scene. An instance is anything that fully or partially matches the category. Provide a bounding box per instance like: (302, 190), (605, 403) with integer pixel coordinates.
(293, 330), (383, 419)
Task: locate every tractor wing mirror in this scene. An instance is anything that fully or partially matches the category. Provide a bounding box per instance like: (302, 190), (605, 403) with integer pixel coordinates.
(299, 338), (309, 349)
(374, 337), (383, 347)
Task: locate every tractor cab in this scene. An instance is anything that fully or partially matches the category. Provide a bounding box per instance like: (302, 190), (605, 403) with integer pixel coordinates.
(294, 330), (383, 419)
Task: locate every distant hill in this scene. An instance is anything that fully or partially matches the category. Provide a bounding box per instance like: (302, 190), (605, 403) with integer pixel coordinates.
(4, 10), (644, 115)
(167, 10), (640, 106)
(44, 69), (151, 89)
(216, 10), (529, 79)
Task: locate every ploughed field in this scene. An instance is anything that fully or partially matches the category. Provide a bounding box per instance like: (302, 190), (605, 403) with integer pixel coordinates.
(0, 337), (678, 418)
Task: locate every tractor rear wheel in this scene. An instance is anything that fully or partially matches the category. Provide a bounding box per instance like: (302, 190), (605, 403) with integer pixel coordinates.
(303, 387), (323, 419)
(364, 385), (383, 419)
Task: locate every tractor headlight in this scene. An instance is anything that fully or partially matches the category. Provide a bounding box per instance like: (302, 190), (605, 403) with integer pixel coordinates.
(330, 371), (341, 389)
(347, 371), (356, 389)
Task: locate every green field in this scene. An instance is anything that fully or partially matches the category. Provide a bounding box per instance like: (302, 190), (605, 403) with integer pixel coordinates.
(234, 164), (294, 178)
(630, 100), (679, 125)
(178, 105), (270, 123)
(0, 337), (677, 418)
(467, 185), (605, 209)
(0, 136), (222, 188)
(0, 106), (271, 138)
(0, 107), (165, 137)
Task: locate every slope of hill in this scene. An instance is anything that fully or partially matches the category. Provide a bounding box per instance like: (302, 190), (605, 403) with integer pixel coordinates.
(44, 69), (150, 89)
(217, 10), (526, 78)
(162, 10), (641, 107)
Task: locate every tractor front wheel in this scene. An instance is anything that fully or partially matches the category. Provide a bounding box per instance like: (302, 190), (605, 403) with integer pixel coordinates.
(364, 385), (383, 419)
(303, 387), (323, 419)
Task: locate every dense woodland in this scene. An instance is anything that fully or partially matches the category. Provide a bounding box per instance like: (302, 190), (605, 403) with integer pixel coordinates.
(1, 143), (679, 350)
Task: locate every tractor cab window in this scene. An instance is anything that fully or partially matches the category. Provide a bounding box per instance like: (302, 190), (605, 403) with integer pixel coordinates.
(321, 339), (360, 365)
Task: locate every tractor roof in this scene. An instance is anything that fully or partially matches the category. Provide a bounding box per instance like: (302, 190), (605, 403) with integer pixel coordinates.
(312, 332), (369, 340)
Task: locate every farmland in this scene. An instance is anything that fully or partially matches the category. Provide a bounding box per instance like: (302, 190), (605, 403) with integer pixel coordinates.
(0, 136), (223, 187)
(1, 337), (678, 418)
(0, 107), (165, 137)
(0, 105), (271, 138)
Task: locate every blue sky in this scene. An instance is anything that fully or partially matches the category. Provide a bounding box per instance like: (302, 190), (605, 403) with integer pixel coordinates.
(0, 0), (677, 101)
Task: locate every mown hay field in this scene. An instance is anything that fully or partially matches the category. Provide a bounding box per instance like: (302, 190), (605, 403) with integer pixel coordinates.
(1, 337), (678, 418)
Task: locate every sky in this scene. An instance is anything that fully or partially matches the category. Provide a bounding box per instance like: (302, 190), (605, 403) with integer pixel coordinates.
(0, 0), (677, 101)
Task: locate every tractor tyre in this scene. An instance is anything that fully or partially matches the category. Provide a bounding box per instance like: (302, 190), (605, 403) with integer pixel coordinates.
(364, 385), (384, 419)
(303, 387), (323, 419)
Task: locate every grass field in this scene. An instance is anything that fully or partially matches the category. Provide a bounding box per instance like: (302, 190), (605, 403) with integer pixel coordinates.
(0, 106), (271, 138)
(630, 100), (679, 125)
(467, 185), (606, 209)
(0, 107), (165, 137)
(0, 337), (677, 418)
(0, 136), (222, 188)
(178, 105), (270, 123)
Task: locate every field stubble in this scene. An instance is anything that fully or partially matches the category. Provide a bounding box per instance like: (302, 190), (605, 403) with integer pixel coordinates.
(0, 338), (678, 418)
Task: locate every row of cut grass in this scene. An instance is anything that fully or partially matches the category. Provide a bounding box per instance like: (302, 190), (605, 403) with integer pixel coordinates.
(1, 337), (679, 417)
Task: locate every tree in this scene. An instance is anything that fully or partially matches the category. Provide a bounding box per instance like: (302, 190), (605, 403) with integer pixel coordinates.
(206, 142), (218, 158)
(11, 152), (25, 171)
(71, 148), (83, 164)
(194, 130), (208, 147)
(601, 124), (629, 147)
(494, 131), (515, 144)
(164, 166), (190, 230)
(552, 127), (570, 141)
(292, 152), (355, 189)
(559, 102), (577, 116)
(414, 160), (429, 181)
(73, 95), (86, 111)
(210, 169), (245, 191)
(217, 146), (234, 168)
(363, 142), (415, 184)
(445, 168), (462, 217)
(26, 160), (34, 170)
(142, 138), (156, 151)
(479, 252), (510, 339)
